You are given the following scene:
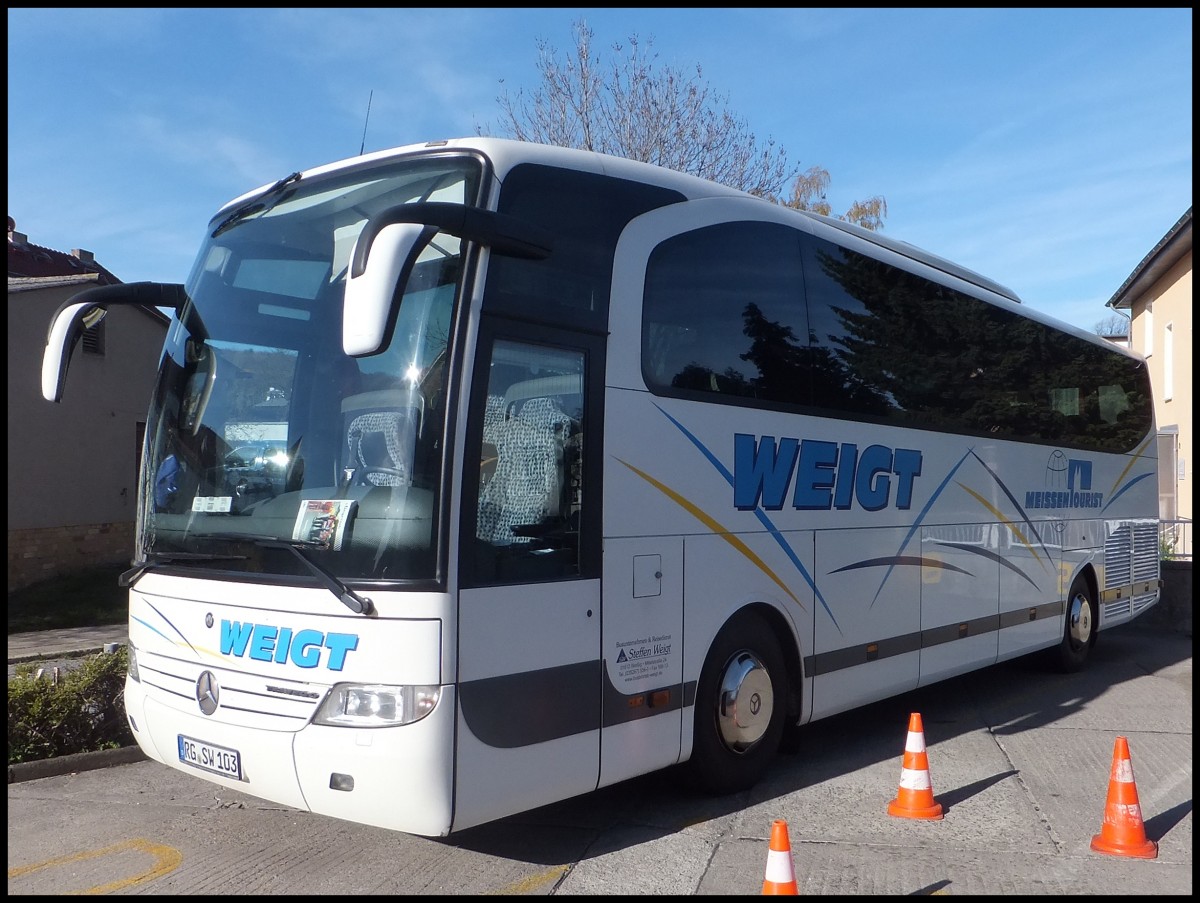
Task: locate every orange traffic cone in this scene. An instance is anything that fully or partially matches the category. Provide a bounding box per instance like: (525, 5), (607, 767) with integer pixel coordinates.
(887, 712), (944, 820)
(761, 819), (799, 895)
(1090, 736), (1158, 859)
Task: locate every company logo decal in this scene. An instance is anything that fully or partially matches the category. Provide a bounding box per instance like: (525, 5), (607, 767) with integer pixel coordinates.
(130, 603), (366, 672)
(1025, 451), (1102, 510)
(620, 407), (1066, 633)
(195, 670), (220, 715)
(733, 434), (923, 512)
(1024, 442), (1156, 516)
(219, 620), (359, 670)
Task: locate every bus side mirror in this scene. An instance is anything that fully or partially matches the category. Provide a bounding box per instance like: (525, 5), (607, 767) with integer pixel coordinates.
(343, 221), (435, 357)
(41, 281), (188, 402)
(342, 202), (553, 358)
(42, 302), (107, 402)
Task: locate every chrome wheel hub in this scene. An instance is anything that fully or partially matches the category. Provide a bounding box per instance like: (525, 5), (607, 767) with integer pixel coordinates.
(716, 651), (774, 752)
(1067, 591), (1093, 648)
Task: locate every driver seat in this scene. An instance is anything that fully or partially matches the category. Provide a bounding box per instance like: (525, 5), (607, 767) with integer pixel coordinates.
(345, 410), (414, 487)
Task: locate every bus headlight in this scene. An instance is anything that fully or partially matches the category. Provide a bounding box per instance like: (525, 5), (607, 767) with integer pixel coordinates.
(127, 641), (141, 683)
(313, 683), (440, 727)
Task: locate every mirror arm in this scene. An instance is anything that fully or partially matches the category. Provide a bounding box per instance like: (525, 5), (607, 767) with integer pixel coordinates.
(350, 201), (552, 278)
(41, 282), (188, 403)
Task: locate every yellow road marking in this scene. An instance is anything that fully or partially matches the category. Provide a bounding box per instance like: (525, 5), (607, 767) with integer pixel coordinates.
(8, 838), (182, 894)
(489, 864), (570, 894)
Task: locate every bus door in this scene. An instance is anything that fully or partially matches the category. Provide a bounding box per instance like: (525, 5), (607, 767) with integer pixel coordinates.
(454, 323), (603, 830)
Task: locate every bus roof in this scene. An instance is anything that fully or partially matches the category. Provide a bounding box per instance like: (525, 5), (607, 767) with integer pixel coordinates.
(219, 135), (1028, 313)
(798, 211), (1023, 305)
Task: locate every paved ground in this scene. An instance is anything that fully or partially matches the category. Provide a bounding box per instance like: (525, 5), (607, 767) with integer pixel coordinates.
(7, 625), (129, 684)
(6, 621), (1192, 895)
(8, 625), (130, 664)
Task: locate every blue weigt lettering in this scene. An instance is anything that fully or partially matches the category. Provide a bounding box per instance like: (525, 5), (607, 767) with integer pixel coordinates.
(219, 621), (360, 669)
(290, 629), (325, 668)
(733, 434), (798, 510)
(853, 445), (922, 511)
(892, 448), (922, 509)
(220, 620), (254, 656)
(274, 627), (294, 664)
(285, 631), (359, 669)
(792, 440), (838, 510)
(249, 623), (278, 662)
(735, 433), (924, 512)
(855, 445), (893, 512)
(832, 444), (858, 510)
(324, 633), (359, 671)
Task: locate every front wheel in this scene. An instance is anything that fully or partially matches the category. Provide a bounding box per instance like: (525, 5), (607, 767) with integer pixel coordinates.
(1052, 577), (1097, 673)
(686, 612), (786, 795)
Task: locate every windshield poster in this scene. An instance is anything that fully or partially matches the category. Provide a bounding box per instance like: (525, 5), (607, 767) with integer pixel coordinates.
(292, 499), (356, 550)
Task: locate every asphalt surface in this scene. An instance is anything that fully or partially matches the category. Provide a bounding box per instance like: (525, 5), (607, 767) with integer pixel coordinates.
(8, 624), (130, 665)
(6, 621), (1193, 894)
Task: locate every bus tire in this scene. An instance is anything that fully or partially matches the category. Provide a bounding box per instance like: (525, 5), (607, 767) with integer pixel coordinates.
(686, 611), (785, 795)
(1052, 577), (1096, 673)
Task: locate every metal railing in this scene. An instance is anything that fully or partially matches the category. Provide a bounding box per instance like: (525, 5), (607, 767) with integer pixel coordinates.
(1159, 518), (1193, 561)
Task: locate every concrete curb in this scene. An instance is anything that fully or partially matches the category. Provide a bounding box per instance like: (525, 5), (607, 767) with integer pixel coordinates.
(8, 646), (114, 666)
(8, 745), (147, 784)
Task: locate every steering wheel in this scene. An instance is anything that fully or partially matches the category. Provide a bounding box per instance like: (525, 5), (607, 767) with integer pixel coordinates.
(356, 466), (406, 485)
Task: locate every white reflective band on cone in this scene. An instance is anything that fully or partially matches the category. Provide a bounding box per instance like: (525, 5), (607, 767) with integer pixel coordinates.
(897, 767), (932, 790)
(764, 848), (796, 882)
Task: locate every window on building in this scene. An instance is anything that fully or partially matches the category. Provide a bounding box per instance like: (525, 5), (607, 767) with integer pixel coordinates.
(82, 320), (105, 355)
(1157, 428), (1178, 523)
(1163, 322), (1173, 401)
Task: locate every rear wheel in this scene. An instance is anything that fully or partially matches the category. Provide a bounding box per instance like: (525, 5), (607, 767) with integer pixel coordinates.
(1052, 576), (1096, 672)
(686, 612), (785, 795)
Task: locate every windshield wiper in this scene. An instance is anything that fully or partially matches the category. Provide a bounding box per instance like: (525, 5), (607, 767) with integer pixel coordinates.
(258, 538), (375, 617)
(120, 551), (249, 587)
(122, 532), (374, 616)
(211, 171), (303, 237)
(204, 532), (375, 617)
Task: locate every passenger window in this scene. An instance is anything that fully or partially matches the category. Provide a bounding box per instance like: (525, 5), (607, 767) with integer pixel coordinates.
(472, 339), (585, 582)
(642, 221), (808, 406)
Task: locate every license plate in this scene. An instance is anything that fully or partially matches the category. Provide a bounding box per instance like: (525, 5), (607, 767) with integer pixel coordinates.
(178, 734), (242, 780)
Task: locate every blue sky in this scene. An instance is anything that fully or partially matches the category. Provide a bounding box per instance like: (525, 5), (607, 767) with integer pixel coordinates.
(8, 8), (1192, 333)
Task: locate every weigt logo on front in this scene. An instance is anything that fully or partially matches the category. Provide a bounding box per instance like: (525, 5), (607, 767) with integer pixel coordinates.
(220, 620), (359, 670)
(733, 434), (923, 511)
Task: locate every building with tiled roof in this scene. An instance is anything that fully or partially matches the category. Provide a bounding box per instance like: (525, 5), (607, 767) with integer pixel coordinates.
(8, 216), (169, 591)
(8, 215), (121, 283)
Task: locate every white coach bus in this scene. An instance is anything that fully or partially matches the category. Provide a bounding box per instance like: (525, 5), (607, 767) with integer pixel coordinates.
(42, 137), (1161, 836)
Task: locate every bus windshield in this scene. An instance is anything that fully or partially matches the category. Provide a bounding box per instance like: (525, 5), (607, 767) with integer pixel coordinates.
(138, 154), (484, 582)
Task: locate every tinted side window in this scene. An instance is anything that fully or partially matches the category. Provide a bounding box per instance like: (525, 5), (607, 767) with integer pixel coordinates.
(802, 235), (1153, 452)
(641, 224), (1152, 454)
(803, 235), (1009, 424)
(486, 164), (684, 331)
(643, 221), (809, 406)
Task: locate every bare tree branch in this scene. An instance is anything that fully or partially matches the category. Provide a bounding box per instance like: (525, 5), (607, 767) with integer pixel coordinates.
(481, 20), (885, 229)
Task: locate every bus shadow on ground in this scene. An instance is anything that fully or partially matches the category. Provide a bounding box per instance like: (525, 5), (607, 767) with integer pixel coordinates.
(445, 623), (1190, 864)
